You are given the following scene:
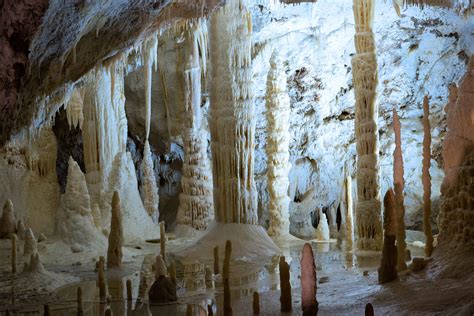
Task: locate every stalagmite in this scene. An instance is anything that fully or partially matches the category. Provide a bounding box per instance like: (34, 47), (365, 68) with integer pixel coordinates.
(224, 278), (233, 316)
(177, 20), (214, 231)
(160, 221), (166, 262)
(316, 213), (330, 241)
(11, 234), (17, 274)
(155, 254), (167, 279)
(107, 191), (123, 268)
(77, 287), (83, 315)
(186, 305), (193, 316)
(223, 240), (233, 316)
(223, 240), (232, 280)
(266, 52), (291, 237)
(301, 243), (318, 315)
(213, 246), (220, 274)
(16, 220), (26, 240)
(345, 176), (354, 250)
(0, 200), (16, 238)
(140, 141), (159, 223)
(169, 261), (177, 285)
(253, 291), (260, 315)
(210, 0), (258, 224)
(98, 258), (107, 302)
(279, 256), (292, 312)
(352, 0), (383, 251)
(25, 252), (46, 273)
(378, 189), (398, 284)
(149, 254), (177, 304)
(56, 157), (102, 251)
(365, 303), (375, 316)
(24, 228), (37, 256)
(393, 108), (407, 271)
(422, 96), (434, 257)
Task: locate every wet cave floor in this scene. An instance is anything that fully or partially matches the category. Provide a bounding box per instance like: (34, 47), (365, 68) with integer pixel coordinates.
(0, 232), (473, 315)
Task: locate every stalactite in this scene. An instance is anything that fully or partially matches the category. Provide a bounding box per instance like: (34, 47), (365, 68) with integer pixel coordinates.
(143, 33), (158, 140)
(266, 52), (291, 237)
(279, 256), (292, 312)
(301, 243), (318, 315)
(66, 88), (84, 130)
(25, 127), (57, 178)
(210, 0), (258, 224)
(345, 175), (354, 250)
(177, 20), (214, 230)
(352, 0), (383, 251)
(378, 189), (398, 284)
(392, 108), (407, 271)
(82, 62), (127, 185)
(107, 191), (123, 268)
(422, 96), (434, 257)
(0, 200), (16, 238)
(140, 141), (159, 223)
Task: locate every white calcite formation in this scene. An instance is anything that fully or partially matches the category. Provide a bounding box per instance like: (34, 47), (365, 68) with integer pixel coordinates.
(316, 213), (330, 241)
(265, 52), (291, 237)
(351, 0), (383, 251)
(439, 58), (474, 253)
(66, 88), (84, 130)
(25, 127), (57, 179)
(24, 227), (37, 256)
(56, 157), (104, 252)
(393, 108), (407, 271)
(0, 199), (16, 238)
(209, 0), (258, 224)
(177, 21), (214, 230)
(422, 96), (434, 257)
(140, 141), (159, 223)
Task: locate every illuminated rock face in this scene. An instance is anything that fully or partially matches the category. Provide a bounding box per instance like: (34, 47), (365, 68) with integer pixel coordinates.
(209, 0), (258, 224)
(266, 53), (291, 237)
(439, 58), (474, 252)
(351, 0), (383, 251)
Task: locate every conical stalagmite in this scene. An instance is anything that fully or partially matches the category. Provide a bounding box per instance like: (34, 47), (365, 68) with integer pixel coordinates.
(279, 256), (292, 312)
(301, 243), (318, 315)
(316, 213), (330, 241)
(266, 52), (291, 237)
(24, 228), (37, 256)
(223, 240), (232, 280)
(365, 303), (375, 316)
(352, 0), (383, 251)
(16, 220), (26, 240)
(422, 96), (434, 257)
(253, 291), (260, 315)
(378, 189), (398, 284)
(140, 141), (159, 223)
(224, 278), (233, 316)
(77, 287), (83, 315)
(393, 108), (407, 271)
(107, 191), (123, 268)
(213, 246), (220, 274)
(0, 200), (16, 238)
(98, 258), (107, 302)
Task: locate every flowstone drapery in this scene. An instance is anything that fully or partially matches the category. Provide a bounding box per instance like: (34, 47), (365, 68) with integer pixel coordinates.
(176, 21), (214, 230)
(265, 52), (291, 236)
(393, 108), (407, 271)
(209, 0), (258, 224)
(352, 0), (383, 251)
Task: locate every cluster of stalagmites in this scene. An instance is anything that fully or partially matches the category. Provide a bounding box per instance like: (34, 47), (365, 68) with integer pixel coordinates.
(439, 57), (474, 252)
(352, 0), (383, 251)
(265, 52), (291, 236)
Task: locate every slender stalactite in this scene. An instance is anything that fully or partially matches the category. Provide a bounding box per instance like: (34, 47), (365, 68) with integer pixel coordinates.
(209, 0), (258, 224)
(266, 52), (291, 237)
(352, 0), (383, 251)
(393, 108), (407, 271)
(177, 21), (214, 230)
(422, 96), (434, 257)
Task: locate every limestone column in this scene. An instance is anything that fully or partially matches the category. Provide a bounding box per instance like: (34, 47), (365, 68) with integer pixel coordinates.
(209, 0), (258, 224)
(176, 21), (214, 230)
(351, 0), (383, 251)
(266, 52), (291, 236)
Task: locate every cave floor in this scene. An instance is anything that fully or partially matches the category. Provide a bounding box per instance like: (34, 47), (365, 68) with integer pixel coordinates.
(0, 232), (473, 315)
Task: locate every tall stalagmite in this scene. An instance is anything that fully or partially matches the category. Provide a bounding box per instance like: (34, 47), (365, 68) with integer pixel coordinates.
(422, 96), (434, 257)
(301, 243), (318, 315)
(140, 141), (159, 223)
(393, 108), (407, 271)
(209, 0), (258, 224)
(352, 0), (383, 250)
(378, 189), (398, 284)
(345, 175), (354, 250)
(279, 256), (292, 312)
(177, 21), (214, 230)
(265, 52), (291, 236)
(107, 191), (123, 268)
(0, 200), (16, 238)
